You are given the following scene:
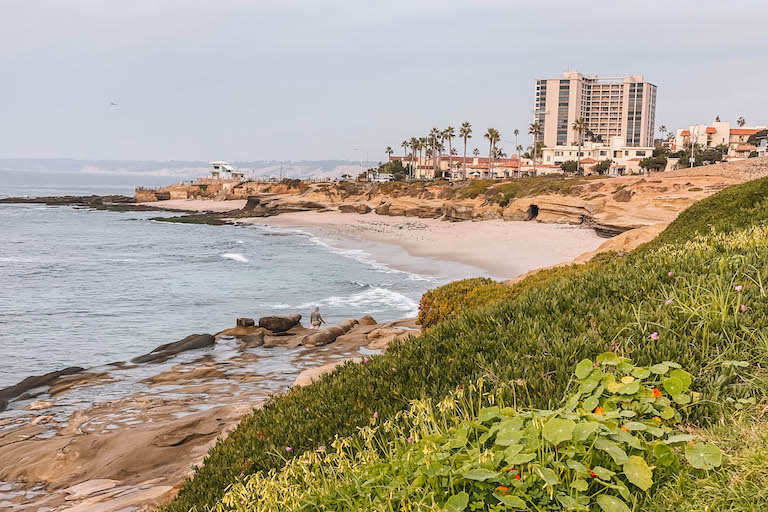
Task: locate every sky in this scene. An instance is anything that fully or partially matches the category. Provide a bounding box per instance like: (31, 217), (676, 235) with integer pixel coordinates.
(1, 0), (766, 162)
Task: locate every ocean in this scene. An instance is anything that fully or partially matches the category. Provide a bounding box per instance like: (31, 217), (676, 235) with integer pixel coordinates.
(0, 172), (488, 387)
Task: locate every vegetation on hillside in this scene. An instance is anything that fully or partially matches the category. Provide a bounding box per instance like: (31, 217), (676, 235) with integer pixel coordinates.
(163, 177), (768, 512)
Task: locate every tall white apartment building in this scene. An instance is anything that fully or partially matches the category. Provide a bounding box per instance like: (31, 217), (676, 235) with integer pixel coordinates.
(534, 72), (657, 148)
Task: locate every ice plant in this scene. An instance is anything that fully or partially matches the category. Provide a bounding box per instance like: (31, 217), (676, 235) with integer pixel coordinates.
(741, 304), (747, 311)
(665, 299), (673, 305)
(373, 412), (378, 419)
(667, 271), (673, 277)
(516, 378), (525, 386)
(735, 285), (743, 292)
(650, 332), (659, 340)
(285, 447), (292, 452)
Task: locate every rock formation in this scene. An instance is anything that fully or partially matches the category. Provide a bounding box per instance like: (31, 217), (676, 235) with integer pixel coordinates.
(131, 334), (215, 364)
(258, 314), (302, 333)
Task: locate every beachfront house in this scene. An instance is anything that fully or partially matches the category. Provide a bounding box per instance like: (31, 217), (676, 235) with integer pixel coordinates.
(209, 161), (245, 180)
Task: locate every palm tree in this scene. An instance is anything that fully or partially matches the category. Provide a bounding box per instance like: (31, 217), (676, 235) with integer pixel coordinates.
(572, 117), (588, 175)
(429, 128), (441, 175)
(460, 122), (472, 177)
(443, 126), (455, 180)
(409, 137), (419, 179)
(528, 122), (541, 176)
(484, 128), (501, 178)
(386, 146), (394, 160)
(658, 125), (667, 144)
(737, 117), (746, 127)
(513, 129), (520, 155)
(473, 148), (480, 157)
(419, 137), (427, 178)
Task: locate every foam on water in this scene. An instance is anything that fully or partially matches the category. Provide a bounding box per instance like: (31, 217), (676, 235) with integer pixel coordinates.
(220, 252), (249, 263)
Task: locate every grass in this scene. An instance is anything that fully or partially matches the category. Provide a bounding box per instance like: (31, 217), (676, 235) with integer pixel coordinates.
(163, 177), (768, 512)
(456, 175), (602, 206)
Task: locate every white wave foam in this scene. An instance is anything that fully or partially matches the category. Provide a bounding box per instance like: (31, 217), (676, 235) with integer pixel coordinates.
(236, 240), (244, 244)
(263, 287), (419, 315)
(220, 253), (249, 263)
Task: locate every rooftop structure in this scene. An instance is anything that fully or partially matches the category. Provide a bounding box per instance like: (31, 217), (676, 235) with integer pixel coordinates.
(534, 72), (657, 148)
(209, 161), (245, 180)
(674, 122), (766, 160)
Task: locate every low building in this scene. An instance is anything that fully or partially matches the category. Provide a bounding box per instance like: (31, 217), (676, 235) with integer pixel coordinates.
(757, 136), (768, 158)
(209, 161), (245, 180)
(539, 136), (654, 174)
(674, 122), (766, 160)
(390, 155), (532, 180)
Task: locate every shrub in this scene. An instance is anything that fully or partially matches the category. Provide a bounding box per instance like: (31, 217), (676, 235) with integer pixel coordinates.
(162, 178), (768, 512)
(218, 357), (720, 512)
(417, 278), (513, 328)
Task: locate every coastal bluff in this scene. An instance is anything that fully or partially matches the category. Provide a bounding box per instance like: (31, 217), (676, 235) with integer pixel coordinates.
(134, 157), (768, 237)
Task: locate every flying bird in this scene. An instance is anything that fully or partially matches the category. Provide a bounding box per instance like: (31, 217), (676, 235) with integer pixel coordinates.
(109, 100), (119, 107)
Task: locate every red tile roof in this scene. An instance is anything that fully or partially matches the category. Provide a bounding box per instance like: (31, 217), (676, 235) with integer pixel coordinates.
(735, 144), (757, 151)
(580, 157), (598, 164)
(731, 128), (760, 135)
(705, 127), (717, 134)
(680, 130), (691, 136)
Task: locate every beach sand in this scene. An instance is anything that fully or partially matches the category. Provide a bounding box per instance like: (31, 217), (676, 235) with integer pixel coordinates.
(235, 211), (606, 280)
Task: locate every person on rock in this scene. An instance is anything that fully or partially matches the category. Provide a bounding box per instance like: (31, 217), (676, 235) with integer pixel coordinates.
(310, 307), (326, 329)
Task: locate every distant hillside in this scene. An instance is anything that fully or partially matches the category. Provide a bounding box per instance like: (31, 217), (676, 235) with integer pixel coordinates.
(0, 158), (371, 181)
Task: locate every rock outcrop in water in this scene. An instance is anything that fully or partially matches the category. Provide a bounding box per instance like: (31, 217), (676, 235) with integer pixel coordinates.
(0, 367), (84, 412)
(131, 334), (216, 364)
(258, 314), (302, 333)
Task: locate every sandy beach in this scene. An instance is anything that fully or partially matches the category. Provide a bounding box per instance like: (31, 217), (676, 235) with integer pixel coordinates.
(234, 210), (606, 280)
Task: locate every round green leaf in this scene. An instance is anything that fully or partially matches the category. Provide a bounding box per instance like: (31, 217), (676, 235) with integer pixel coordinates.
(537, 467), (559, 485)
(663, 377), (683, 395)
(444, 492), (469, 512)
(670, 369), (693, 388)
(462, 468), (499, 481)
(496, 495), (526, 509)
(596, 494), (631, 512)
(575, 359), (594, 379)
(582, 395), (599, 413)
(618, 381), (640, 395)
(542, 418), (576, 446)
(685, 443), (722, 470)
(653, 444), (677, 467)
(631, 367), (651, 379)
(650, 363), (669, 374)
(623, 421), (647, 431)
(623, 455), (654, 490)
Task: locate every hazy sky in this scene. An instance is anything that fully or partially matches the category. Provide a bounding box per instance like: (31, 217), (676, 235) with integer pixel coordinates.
(1, 0), (766, 162)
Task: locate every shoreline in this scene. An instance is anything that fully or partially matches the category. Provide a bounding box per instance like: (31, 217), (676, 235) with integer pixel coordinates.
(233, 210), (607, 280)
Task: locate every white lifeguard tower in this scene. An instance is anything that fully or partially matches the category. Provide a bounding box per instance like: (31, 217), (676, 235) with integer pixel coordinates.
(209, 161), (244, 180)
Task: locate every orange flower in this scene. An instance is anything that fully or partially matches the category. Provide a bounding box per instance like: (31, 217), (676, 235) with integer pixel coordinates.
(652, 388), (662, 397)
(496, 486), (509, 493)
(653, 416), (661, 423)
(594, 406), (604, 416)
(590, 472), (597, 478)
(621, 425), (628, 432)
(514, 474), (521, 480)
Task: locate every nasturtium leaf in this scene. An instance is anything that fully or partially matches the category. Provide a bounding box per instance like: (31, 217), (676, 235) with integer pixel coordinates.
(542, 418), (576, 445)
(495, 428), (523, 446)
(582, 395), (599, 413)
(619, 410), (637, 418)
(503, 444), (523, 458)
(595, 437), (628, 464)
(653, 444), (676, 467)
(617, 361), (635, 373)
(573, 421), (599, 442)
(670, 369), (693, 388)
(579, 379), (599, 395)
(575, 359), (594, 379)
(660, 406), (675, 420)
(664, 361), (682, 369)
(565, 395), (580, 412)
(663, 377), (683, 395)
(623, 455), (653, 490)
(650, 363), (669, 374)
(592, 466), (615, 480)
(537, 467), (559, 485)
(665, 434), (695, 445)
(623, 421), (647, 431)
(672, 393), (691, 405)
(597, 352), (621, 365)
(566, 459), (588, 474)
(478, 407), (501, 423)
(620, 375), (635, 384)
(462, 468), (499, 481)
(571, 477), (588, 491)
(618, 382), (640, 395)
(645, 426), (665, 437)
(615, 429), (643, 450)
(596, 494), (631, 512)
(557, 494), (582, 510)
(496, 495), (526, 509)
(631, 367), (651, 379)
(444, 492), (469, 512)
(506, 452), (537, 465)
(685, 443), (722, 470)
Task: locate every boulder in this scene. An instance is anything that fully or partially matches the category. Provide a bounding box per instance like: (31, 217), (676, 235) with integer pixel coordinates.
(472, 207), (502, 221)
(26, 400), (54, 411)
(236, 317), (255, 327)
(236, 332), (265, 349)
(301, 319), (359, 347)
(358, 315), (377, 326)
(338, 203), (371, 214)
(258, 314), (302, 333)
(131, 334), (215, 364)
(442, 204), (473, 221)
(0, 366), (84, 412)
(374, 203), (391, 215)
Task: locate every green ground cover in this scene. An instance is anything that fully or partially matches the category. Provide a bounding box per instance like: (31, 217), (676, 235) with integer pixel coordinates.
(163, 177), (768, 512)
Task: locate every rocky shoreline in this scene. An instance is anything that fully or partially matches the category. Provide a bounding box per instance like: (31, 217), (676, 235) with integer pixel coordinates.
(0, 313), (418, 511)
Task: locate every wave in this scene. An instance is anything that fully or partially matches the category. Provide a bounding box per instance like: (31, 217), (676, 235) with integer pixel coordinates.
(220, 253), (249, 263)
(262, 287), (419, 315)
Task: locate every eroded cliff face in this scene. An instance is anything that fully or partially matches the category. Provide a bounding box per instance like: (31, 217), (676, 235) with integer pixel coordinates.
(135, 158), (768, 235)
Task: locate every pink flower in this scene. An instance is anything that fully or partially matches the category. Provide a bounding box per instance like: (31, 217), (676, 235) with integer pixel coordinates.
(665, 299), (673, 305)
(741, 304), (747, 312)
(306, 458), (311, 463)
(516, 378), (526, 386)
(286, 447), (293, 452)
(373, 412), (378, 419)
(317, 446), (325, 452)
(407, 436), (414, 443)
(363, 357), (369, 363)
(650, 332), (659, 340)
(392, 367), (397, 372)
(667, 271), (673, 277)
(735, 285), (743, 292)
(306, 407), (310, 412)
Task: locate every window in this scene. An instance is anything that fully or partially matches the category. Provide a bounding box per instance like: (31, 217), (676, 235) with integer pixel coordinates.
(600, 151), (607, 156)
(636, 150), (646, 156)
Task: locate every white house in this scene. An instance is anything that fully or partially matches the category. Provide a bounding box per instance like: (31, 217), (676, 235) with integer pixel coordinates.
(209, 161), (245, 180)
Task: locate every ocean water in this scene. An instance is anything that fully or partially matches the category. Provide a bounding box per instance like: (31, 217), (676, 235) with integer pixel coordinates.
(0, 204), (485, 387)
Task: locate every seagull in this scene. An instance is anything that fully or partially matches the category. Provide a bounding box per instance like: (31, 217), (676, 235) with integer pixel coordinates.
(109, 100), (119, 107)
